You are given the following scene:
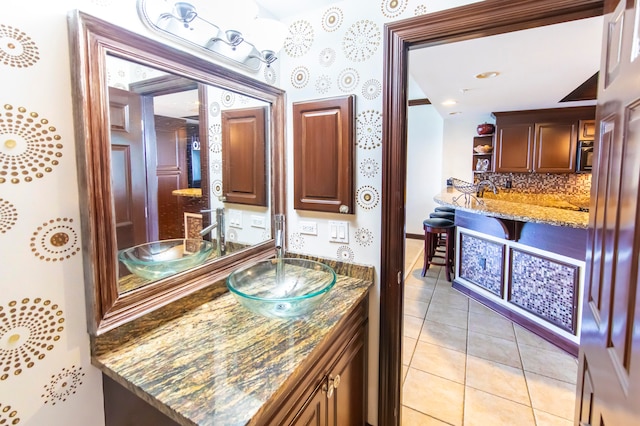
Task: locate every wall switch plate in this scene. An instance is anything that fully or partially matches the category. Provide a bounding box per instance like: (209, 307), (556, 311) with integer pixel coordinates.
(228, 210), (242, 228)
(299, 221), (318, 235)
(328, 221), (349, 243)
(250, 215), (266, 228)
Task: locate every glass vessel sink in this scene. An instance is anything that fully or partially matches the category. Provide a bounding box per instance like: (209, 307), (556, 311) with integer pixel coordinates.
(226, 258), (337, 319)
(118, 239), (214, 281)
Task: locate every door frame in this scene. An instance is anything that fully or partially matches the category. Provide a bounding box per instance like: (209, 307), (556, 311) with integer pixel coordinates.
(378, 0), (604, 424)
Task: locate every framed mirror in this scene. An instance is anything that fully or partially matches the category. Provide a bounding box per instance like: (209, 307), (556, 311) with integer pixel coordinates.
(68, 11), (285, 335)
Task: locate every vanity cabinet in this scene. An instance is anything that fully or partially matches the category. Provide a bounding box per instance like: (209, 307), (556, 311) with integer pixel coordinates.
(494, 106), (595, 173)
(102, 297), (368, 426)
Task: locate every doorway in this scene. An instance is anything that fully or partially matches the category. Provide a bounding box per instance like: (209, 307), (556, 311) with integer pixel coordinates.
(378, 1), (605, 424)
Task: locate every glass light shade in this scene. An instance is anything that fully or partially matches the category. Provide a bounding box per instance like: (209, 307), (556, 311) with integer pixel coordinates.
(244, 17), (288, 54)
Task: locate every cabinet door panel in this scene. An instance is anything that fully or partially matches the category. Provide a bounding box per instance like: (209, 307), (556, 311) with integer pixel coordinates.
(534, 121), (578, 173)
(291, 385), (326, 426)
(328, 327), (366, 426)
(495, 123), (533, 172)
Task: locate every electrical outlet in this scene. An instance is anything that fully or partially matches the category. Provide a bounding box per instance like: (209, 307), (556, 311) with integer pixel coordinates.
(328, 221), (349, 243)
(299, 221), (317, 235)
(251, 215), (265, 228)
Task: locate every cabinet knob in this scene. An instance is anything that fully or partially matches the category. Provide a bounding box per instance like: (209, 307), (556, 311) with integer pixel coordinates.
(322, 374), (341, 399)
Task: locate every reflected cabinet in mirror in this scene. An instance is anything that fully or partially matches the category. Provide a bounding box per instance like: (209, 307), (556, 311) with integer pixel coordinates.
(68, 11), (285, 335)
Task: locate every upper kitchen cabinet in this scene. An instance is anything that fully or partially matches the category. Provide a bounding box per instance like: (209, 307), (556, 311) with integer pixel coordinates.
(494, 106), (595, 173)
(293, 96), (355, 214)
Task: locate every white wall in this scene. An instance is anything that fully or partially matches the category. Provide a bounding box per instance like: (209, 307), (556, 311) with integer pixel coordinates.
(406, 105), (444, 235)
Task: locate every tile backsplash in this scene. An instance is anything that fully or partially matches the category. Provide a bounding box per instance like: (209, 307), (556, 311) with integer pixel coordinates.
(476, 172), (592, 196)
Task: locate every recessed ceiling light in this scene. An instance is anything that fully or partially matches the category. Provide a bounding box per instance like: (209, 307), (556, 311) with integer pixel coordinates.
(475, 71), (500, 79)
(442, 100), (457, 106)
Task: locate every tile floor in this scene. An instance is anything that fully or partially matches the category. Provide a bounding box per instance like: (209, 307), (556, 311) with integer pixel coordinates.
(402, 238), (578, 425)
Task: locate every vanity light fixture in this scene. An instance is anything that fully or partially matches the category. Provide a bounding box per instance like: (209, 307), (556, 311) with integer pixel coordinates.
(137, 0), (287, 72)
(475, 71), (500, 79)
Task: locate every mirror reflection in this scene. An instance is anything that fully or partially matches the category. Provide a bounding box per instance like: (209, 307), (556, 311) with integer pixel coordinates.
(106, 55), (271, 294)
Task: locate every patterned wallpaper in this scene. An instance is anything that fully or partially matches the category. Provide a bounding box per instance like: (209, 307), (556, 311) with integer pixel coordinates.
(0, 0), (478, 425)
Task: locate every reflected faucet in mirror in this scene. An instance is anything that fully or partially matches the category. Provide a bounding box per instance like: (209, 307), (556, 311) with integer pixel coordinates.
(274, 213), (285, 259)
(200, 208), (226, 256)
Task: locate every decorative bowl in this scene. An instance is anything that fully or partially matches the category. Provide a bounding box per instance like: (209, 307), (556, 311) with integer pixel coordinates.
(118, 238), (214, 281)
(473, 145), (493, 153)
(476, 123), (495, 135)
(226, 258), (337, 319)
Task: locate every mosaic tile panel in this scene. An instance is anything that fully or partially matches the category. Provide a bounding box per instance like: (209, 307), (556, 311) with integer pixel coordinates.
(509, 249), (578, 333)
(478, 172), (592, 196)
(459, 233), (504, 296)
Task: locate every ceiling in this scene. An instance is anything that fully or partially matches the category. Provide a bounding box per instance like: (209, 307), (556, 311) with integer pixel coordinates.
(408, 16), (603, 119)
(254, 0), (335, 19)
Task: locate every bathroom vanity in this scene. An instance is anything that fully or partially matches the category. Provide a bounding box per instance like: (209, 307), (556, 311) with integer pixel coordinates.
(94, 257), (373, 425)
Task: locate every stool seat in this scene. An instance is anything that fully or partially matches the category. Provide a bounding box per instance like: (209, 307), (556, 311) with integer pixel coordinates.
(434, 206), (455, 213)
(423, 217), (454, 228)
(429, 212), (455, 222)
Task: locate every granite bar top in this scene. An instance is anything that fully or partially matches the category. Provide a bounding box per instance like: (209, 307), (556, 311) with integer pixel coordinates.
(434, 187), (589, 229)
(93, 256), (374, 426)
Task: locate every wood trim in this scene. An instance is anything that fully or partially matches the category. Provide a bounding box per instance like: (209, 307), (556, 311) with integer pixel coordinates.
(453, 280), (578, 356)
(407, 98), (431, 106)
(405, 233), (423, 240)
(68, 11), (287, 335)
(380, 1), (603, 424)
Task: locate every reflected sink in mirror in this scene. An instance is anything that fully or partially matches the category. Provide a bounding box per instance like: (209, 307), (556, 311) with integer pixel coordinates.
(118, 239), (214, 282)
(227, 258), (337, 319)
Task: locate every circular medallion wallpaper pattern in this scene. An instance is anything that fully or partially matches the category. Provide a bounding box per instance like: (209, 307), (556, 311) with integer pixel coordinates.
(0, 403), (20, 425)
(356, 110), (383, 150)
(359, 158), (380, 178)
(321, 7), (344, 32)
(284, 20), (314, 58)
(30, 218), (80, 262)
(415, 5), (428, 15)
(0, 104), (63, 184)
(208, 101), (220, 117)
(0, 198), (18, 233)
(342, 20), (381, 62)
(362, 79), (382, 100)
(0, 24), (39, 68)
(381, 0), (408, 18)
(263, 66), (277, 85)
(220, 91), (235, 108)
(337, 68), (359, 93)
(289, 232), (305, 250)
(318, 48), (336, 67)
(315, 75), (331, 94)
(337, 245), (354, 262)
(42, 365), (85, 405)
(290, 66), (310, 89)
(356, 185), (380, 210)
(355, 228), (374, 247)
(212, 179), (223, 197)
(0, 298), (65, 381)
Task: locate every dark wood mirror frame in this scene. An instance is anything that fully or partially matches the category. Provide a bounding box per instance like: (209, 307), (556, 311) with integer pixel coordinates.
(68, 11), (285, 336)
(378, 0), (603, 424)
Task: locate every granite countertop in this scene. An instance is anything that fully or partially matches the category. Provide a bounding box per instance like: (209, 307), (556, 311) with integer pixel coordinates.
(93, 257), (373, 426)
(172, 188), (202, 198)
(435, 187), (589, 229)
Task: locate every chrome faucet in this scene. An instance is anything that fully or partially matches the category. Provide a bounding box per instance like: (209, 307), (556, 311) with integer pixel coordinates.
(274, 214), (285, 259)
(200, 208), (225, 256)
(476, 179), (499, 198)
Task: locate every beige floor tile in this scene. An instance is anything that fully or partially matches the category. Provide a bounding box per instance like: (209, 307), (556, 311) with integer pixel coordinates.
(405, 281), (435, 302)
(420, 320), (467, 353)
(405, 298), (430, 319)
(467, 331), (522, 368)
(534, 409), (573, 426)
(518, 343), (578, 384)
(432, 288), (469, 311)
(402, 406), (450, 425)
(411, 341), (466, 384)
(403, 365), (408, 384)
(514, 324), (573, 354)
(425, 302), (469, 329)
(468, 310), (515, 341)
(403, 368), (464, 426)
(404, 337), (417, 366)
(404, 315), (424, 339)
(468, 299), (497, 315)
(525, 371), (576, 421)
(465, 355), (530, 405)
(464, 387), (536, 426)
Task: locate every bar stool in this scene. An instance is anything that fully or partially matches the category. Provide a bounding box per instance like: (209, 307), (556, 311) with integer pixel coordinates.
(422, 217), (455, 282)
(434, 206), (455, 213)
(429, 211), (455, 221)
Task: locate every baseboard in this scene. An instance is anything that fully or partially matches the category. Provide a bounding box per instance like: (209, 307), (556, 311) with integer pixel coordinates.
(406, 233), (424, 240)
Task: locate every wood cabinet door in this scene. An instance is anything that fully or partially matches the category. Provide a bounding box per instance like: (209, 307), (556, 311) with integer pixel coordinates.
(534, 121), (578, 173)
(328, 327), (366, 426)
(221, 106), (267, 206)
(495, 122), (534, 172)
(293, 96), (355, 213)
(290, 384), (327, 426)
